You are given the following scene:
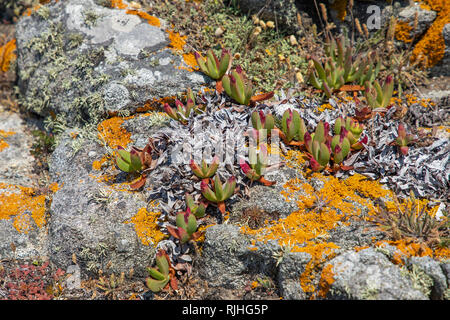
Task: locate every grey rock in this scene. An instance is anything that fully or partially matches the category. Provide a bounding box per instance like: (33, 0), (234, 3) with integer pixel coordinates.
(430, 23), (450, 77)
(48, 126), (157, 277)
(398, 5), (437, 38)
(65, 264), (82, 290)
(0, 110), (47, 261)
(15, 0), (209, 126)
(277, 251), (311, 300)
(325, 248), (428, 300)
(409, 256), (447, 300)
(198, 224), (280, 289)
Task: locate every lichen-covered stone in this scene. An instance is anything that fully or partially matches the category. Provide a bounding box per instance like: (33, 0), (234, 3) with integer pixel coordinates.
(277, 251), (311, 300)
(408, 256), (448, 300)
(15, 0), (209, 126)
(324, 248), (428, 300)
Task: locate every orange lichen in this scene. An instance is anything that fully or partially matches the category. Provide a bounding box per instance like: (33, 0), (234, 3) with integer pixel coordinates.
(97, 116), (133, 150)
(125, 9), (161, 27)
(410, 0), (450, 67)
(316, 263), (335, 299)
(375, 239), (434, 265)
(0, 183), (48, 233)
(395, 20), (414, 43)
(182, 52), (199, 71)
(0, 39), (17, 73)
(22, 4), (42, 17)
(110, 0), (128, 9)
(125, 204), (167, 246)
(241, 172), (393, 295)
(168, 30), (187, 52)
(0, 129), (15, 152)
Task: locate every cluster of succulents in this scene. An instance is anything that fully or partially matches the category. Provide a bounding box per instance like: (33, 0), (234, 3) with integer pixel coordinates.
(166, 208), (202, 244)
(146, 249), (177, 293)
(163, 88), (205, 125)
(394, 123), (415, 156)
(364, 75), (395, 109)
(308, 35), (381, 98)
(239, 143), (275, 186)
(200, 174), (237, 214)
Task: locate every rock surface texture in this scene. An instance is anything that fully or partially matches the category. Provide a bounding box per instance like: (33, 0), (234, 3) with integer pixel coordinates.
(15, 0), (208, 126)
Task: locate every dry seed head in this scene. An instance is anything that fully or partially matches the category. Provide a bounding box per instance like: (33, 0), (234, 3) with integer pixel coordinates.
(296, 72), (304, 83)
(266, 21), (275, 28)
(252, 15), (259, 25)
(253, 26), (262, 36)
(234, 52), (241, 60)
(215, 27), (224, 37)
(363, 23), (369, 38)
(259, 20), (267, 29)
(319, 3), (328, 22)
(349, 0), (354, 10)
(413, 11), (419, 31)
(297, 12), (303, 28)
(355, 18), (363, 36)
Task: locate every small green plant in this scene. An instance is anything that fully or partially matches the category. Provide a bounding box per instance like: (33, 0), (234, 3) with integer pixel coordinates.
(394, 123), (415, 156)
(115, 146), (142, 173)
(146, 250), (177, 293)
(364, 75), (394, 109)
(222, 65), (253, 105)
(333, 116), (367, 150)
(279, 108), (307, 146)
(194, 48), (231, 80)
(251, 110), (275, 134)
(166, 209), (203, 244)
(201, 174), (236, 214)
(185, 194), (207, 218)
(308, 35), (381, 98)
(163, 99), (194, 125)
(239, 143), (275, 186)
(309, 36), (381, 98)
(373, 193), (449, 248)
(189, 156), (220, 181)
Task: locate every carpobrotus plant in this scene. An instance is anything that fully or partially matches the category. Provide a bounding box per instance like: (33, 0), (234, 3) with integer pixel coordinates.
(200, 174), (236, 214)
(194, 48), (231, 80)
(146, 250), (177, 293)
(308, 34), (381, 98)
(364, 75), (395, 109)
(222, 65), (253, 105)
(239, 143), (275, 186)
(166, 208), (202, 244)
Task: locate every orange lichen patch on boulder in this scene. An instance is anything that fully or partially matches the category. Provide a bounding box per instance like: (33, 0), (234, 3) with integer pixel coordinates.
(279, 148), (307, 170)
(0, 39), (17, 73)
(22, 4), (42, 17)
(97, 116), (134, 150)
(182, 52), (199, 71)
(125, 9), (161, 27)
(110, 0), (128, 9)
(404, 93), (435, 108)
(410, 0), (450, 67)
(317, 103), (334, 113)
(136, 96), (177, 112)
(316, 263), (335, 299)
(0, 129), (16, 152)
(395, 20), (414, 43)
(375, 239), (435, 265)
(241, 172), (396, 295)
(167, 30), (198, 72)
(0, 183), (48, 233)
(125, 203), (167, 246)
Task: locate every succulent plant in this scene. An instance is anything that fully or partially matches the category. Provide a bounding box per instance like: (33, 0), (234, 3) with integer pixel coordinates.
(307, 140), (330, 172)
(373, 193), (449, 248)
(395, 123), (414, 156)
(280, 108), (307, 145)
(194, 48), (231, 80)
(309, 35), (381, 98)
(222, 65), (253, 105)
(115, 146), (142, 173)
(364, 75), (395, 109)
(146, 250), (177, 293)
(200, 174), (236, 214)
(190, 156), (220, 181)
(166, 208), (202, 244)
(330, 131), (351, 165)
(185, 194), (207, 218)
(239, 143), (275, 186)
(304, 120), (329, 153)
(163, 98), (194, 125)
(333, 116), (367, 150)
(251, 110), (275, 132)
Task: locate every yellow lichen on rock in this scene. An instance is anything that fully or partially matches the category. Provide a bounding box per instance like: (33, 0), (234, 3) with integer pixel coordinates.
(125, 203), (167, 246)
(0, 183), (50, 233)
(0, 39), (17, 73)
(0, 129), (16, 152)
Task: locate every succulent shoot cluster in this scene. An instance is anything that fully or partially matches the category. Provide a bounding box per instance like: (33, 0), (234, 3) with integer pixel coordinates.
(163, 88), (205, 125)
(364, 75), (395, 109)
(166, 208), (202, 244)
(194, 48), (231, 80)
(309, 35), (381, 98)
(222, 65), (253, 105)
(200, 175), (236, 214)
(239, 143), (275, 186)
(146, 250), (177, 293)
(395, 123), (414, 156)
